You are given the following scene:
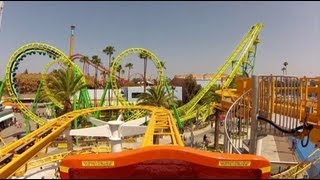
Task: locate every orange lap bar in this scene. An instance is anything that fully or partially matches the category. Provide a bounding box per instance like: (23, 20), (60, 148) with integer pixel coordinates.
(60, 146), (270, 179)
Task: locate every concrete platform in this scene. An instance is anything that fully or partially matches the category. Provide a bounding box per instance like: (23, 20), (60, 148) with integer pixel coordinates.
(260, 135), (298, 162)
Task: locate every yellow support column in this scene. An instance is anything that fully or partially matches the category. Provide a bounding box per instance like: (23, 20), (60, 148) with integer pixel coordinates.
(270, 76), (275, 117)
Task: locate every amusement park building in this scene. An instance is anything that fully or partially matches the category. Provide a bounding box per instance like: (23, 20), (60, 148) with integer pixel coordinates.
(75, 89), (124, 105)
(173, 73), (228, 87)
(76, 87), (183, 104)
(169, 73), (228, 102)
(123, 86), (183, 102)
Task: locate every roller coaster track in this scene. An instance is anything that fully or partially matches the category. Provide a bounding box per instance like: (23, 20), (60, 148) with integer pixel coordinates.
(71, 53), (125, 109)
(0, 105), (182, 178)
(109, 48), (167, 120)
(107, 23), (263, 123)
(71, 53), (125, 84)
(14, 145), (111, 176)
(271, 148), (320, 179)
(4, 43), (87, 126)
(0, 23), (265, 178)
(13, 151), (72, 176)
(73, 47), (189, 124)
(176, 23), (263, 121)
(33, 23), (263, 125)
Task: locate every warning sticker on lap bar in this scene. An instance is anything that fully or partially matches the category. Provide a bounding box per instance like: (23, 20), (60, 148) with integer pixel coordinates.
(218, 161), (251, 167)
(82, 161), (115, 167)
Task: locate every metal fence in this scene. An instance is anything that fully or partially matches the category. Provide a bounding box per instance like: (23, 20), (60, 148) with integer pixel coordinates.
(223, 89), (252, 154)
(223, 75), (314, 154)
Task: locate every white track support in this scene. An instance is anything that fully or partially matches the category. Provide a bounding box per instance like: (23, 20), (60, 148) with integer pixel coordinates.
(108, 120), (124, 152)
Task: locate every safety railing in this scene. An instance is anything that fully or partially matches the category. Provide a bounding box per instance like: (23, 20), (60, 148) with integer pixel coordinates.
(258, 76), (302, 136)
(223, 75), (308, 154)
(223, 89), (252, 154)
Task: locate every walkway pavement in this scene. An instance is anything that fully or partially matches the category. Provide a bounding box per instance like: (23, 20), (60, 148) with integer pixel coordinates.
(181, 123), (224, 148)
(260, 135), (298, 162)
(179, 123), (298, 164)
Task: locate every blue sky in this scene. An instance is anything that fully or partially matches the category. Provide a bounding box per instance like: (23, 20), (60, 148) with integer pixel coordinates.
(0, 1), (320, 79)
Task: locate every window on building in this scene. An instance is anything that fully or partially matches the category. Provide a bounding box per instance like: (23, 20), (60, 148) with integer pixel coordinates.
(131, 92), (142, 98)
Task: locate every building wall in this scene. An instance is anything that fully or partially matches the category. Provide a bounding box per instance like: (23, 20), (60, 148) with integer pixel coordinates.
(171, 86), (183, 101)
(74, 89), (124, 105)
(196, 79), (222, 88)
(123, 86), (183, 103)
(76, 87), (183, 104)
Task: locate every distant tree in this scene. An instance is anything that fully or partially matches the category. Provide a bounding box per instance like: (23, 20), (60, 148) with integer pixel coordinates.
(91, 55), (101, 106)
(121, 69), (125, 79)
(79, 56), (90, 74)
(45, 67), (87, 151)
(125, 63), (133, 81)
(103, 46), (116, 105)
(283, 61), (288, 75)
(137, 84), (176, 109)
(91, 55), (101, 88)
(103, 46), (116, 71)
(183, 74), (201, 104)
(116, 64), (122, 79)
(24, 69), (28, 74)
(139, 51), (151, 93)
(132, 77), (142, 85)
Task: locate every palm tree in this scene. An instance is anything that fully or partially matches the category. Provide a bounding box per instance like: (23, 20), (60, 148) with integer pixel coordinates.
(103, 46), (115, 106)
(283, 61), (288, 75)
(45, 67), (87, 151)
(115, 64), (125, 82)
(281, 67), (286, 75)
(125, 63), (133, 81)
(79, 56), (89, 74)
(183, 74), (202, 104)
(139, 51), (151, 93)
(91, 55), (101, 106)
(121, 69), (125, 79)
(137, 84), (176, 109)
(103, 46), (116, 70)
(116, 64), (122, 79)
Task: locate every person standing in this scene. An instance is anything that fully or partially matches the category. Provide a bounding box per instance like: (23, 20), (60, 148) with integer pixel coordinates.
(203, 134), (210, 149)
(291, 138), (297, 153)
